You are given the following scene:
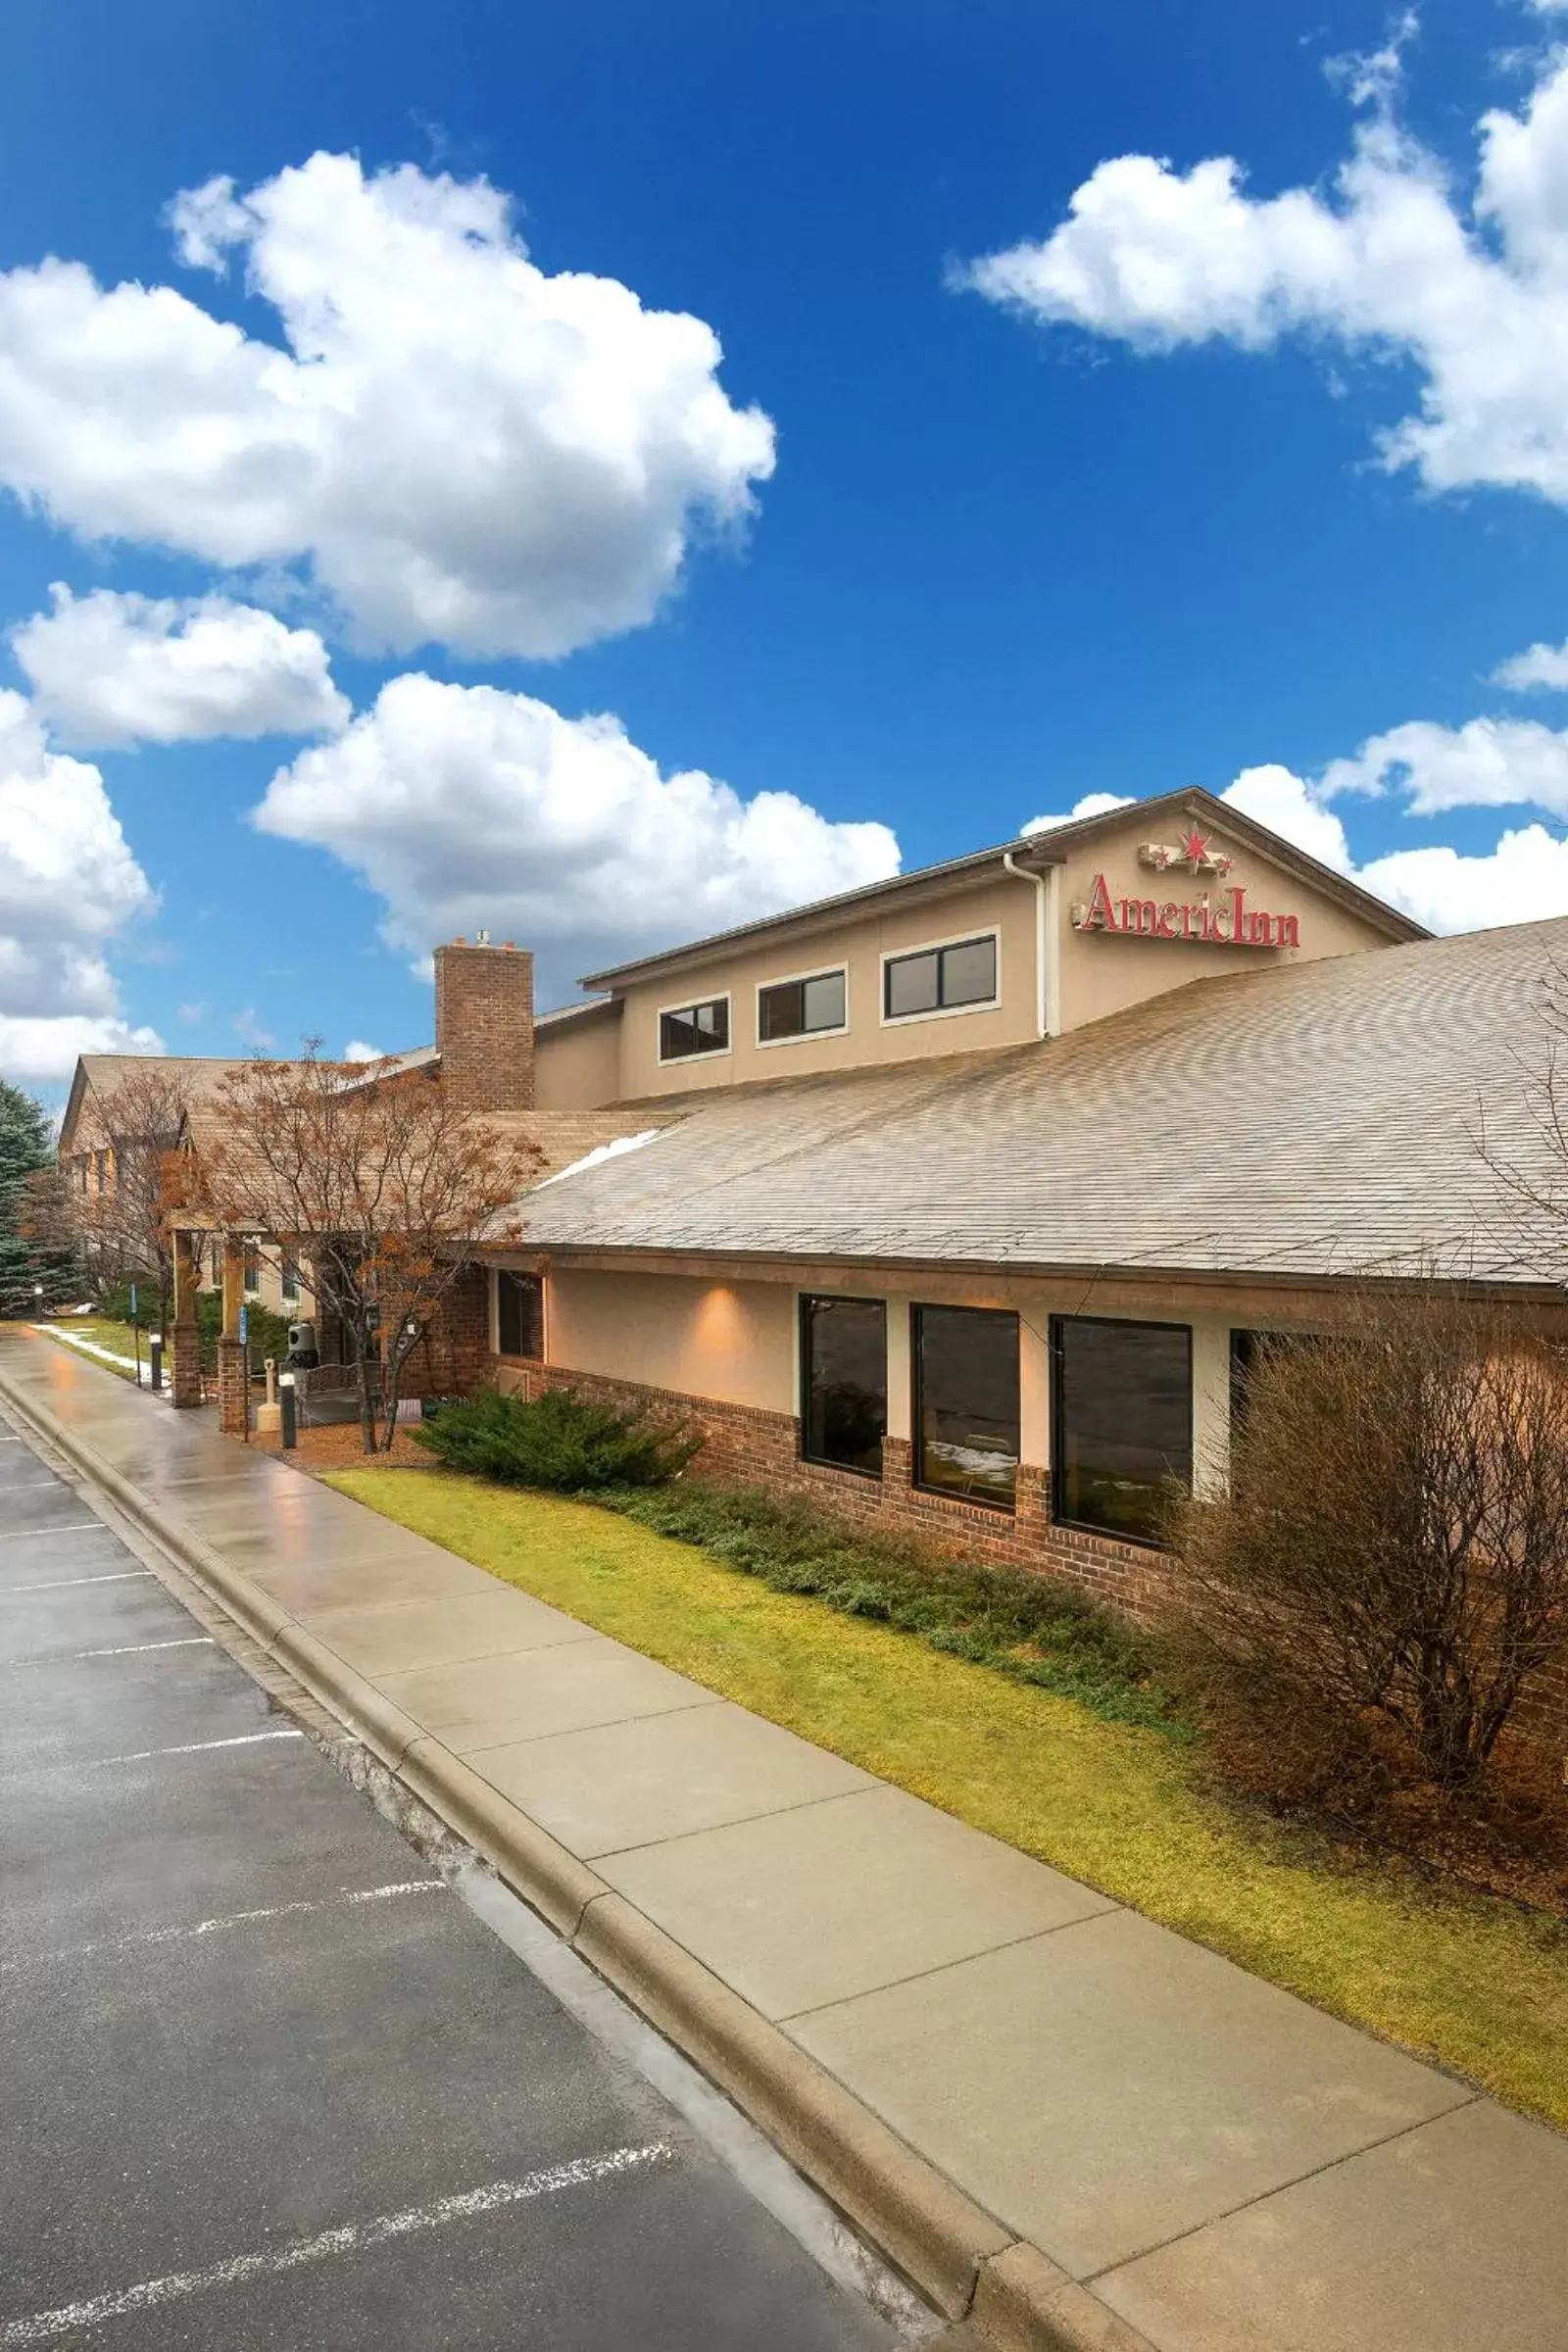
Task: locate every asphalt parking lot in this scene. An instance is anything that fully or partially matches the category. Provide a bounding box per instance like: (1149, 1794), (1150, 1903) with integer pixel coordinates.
(0, 1416), (916, 2351)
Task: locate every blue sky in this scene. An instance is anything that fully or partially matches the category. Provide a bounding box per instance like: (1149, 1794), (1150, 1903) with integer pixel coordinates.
(5, 0), (1568, 1095)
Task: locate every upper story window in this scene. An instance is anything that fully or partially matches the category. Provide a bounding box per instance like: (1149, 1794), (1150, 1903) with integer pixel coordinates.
(280, 1250), (301, 1305)
(759, 967), (847, 1045)
(883, 932), (998, 1023)
(242, 1243), (261, 1296)
(659, 995), (730, 1064)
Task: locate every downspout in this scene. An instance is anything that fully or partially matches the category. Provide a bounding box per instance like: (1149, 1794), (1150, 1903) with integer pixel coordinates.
(1003, 852), (1053, 1039)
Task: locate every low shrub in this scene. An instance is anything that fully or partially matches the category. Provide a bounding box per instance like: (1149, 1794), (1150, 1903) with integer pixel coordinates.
(97, 1272), (161, 1324)
(414, 1385), (698, 1491)
(600, 1481), (1175, 1729)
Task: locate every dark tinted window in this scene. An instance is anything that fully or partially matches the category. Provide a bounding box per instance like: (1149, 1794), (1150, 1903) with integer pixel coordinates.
(914, 1304), (1019, 1508)
(801, 1296), (886, 1476)
(497, 1271), (544, 1359)
(884, 935), (997, 1019)
(1052, 1317), (1192, 1544)
(760, 968), (846, 1041)
(660, 998), (729, 1060)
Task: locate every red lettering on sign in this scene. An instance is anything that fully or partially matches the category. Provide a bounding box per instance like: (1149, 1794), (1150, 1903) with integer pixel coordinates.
(1069, 872), (1302, 950)
(1078, 873), (1118, 931)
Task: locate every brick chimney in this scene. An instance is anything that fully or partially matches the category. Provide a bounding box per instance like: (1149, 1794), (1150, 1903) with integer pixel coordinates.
(433, 937), (535, 1114)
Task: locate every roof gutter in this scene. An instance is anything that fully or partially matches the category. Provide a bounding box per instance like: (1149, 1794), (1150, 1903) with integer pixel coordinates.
(1003, 851), (1054, 1039)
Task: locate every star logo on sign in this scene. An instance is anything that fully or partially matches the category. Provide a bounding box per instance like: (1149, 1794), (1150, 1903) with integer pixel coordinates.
(1176, 826), (1235, 876)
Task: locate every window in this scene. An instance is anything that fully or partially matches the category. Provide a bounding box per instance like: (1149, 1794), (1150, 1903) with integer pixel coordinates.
(497, 1270), (545, 1359)
(883, 933), (998, 1021)
(242, 1243), (261, 1296)
(759, 967), (847, 1044)
(659, 996), (729, 1062)
(1051, 1316), (1193, 1545)
(913, 1304), (1019, 1508)
(280, 1250), (301, 1305)
(800, 1295), (886, 1476)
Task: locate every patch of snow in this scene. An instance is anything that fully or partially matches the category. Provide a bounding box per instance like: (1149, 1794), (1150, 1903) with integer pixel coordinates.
(535, 1129), (664, 1189)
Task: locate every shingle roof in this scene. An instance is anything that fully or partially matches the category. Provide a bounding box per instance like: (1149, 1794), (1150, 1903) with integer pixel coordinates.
(174, 1105), (662, 1233)
(509, 919), (1568, 1289)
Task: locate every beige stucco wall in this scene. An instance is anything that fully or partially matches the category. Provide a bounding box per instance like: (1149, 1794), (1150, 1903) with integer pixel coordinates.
(533, 1006), (622, 1109)
(544, 1265), (797, 1414)
(612, 874), (1044, 1102)
(530, 1253), (1276, 1484)
(1054, 808), (1397, 1034)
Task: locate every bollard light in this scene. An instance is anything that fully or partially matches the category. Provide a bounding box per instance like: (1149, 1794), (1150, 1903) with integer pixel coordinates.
(278, 1370), (298, 1451)
(149, 1336), (164, 1394)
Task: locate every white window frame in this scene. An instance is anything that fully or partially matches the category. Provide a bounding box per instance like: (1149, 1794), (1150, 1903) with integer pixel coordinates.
(880, 926), (1002, 1029)
(756, 961), (850, 1050)
(656, 989), (733, 1067)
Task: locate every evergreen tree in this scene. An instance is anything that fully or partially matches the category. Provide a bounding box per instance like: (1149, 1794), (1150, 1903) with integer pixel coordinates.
(0, 1082), (75, 1316)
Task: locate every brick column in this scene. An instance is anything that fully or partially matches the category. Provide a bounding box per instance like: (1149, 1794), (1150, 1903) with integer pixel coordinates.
(217, 1338), (249, 1438)
(881, 1434), (913, 1507)
(171, 1229), (202, 1409)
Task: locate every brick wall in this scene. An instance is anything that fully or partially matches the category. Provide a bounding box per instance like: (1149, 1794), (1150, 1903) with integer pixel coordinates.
(434, 940), (534, 1114)
(405, 1263), (492, 1400)
(490, 1352), (1165, 1618)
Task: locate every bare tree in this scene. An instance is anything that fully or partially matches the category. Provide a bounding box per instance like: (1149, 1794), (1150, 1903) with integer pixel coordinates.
(39, 1066), (197, 1332)
(1168, 1285), (1568, 1792)
(189, 1046), (542, 1452)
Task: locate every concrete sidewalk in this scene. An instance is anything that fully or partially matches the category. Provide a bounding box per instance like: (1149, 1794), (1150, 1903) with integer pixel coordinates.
(5, 1329), (1566, 2352)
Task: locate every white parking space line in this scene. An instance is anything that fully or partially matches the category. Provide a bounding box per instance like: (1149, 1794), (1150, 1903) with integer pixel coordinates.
(0, 1533), (118, 1552)
(9, 1570), (152, 1592)
(0, 2142), (675, 2345)
(6, 1638), (216, 1669)
(93, 1729), (306, 1767)
(4, 1880), (444, 1972)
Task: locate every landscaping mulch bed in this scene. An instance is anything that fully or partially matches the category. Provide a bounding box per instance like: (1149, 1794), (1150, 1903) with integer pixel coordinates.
(252, 1419), (437, 1472)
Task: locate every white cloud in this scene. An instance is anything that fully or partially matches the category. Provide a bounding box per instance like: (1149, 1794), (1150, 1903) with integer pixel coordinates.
(1318, 715), (1568, 814)
(1493, 636), (1568, 691)
(1357, 824), (1568, 932)
(0, 688), (161, 1077)
(232, 1006), (276, 1050)
(11, 585), (347, 748)
(1218, 762), (1354, 869)
(0, 153), (775, 659)
(343, 1039), (384, 1062)
(959, 42), (1568, 509)
(1020, 791), (1134, 833)
(254, 673), (901, 990)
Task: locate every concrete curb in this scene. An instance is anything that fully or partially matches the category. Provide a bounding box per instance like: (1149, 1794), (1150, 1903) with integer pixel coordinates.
(0, 1361), (1159, 2352)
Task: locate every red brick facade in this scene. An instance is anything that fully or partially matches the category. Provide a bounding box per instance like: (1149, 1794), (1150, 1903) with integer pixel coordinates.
(434, 940), (535, 1114)
(404, 1263), (492, 1401)
(216, 1335), (249, 1438)
(490, 1351), (1165, 1617)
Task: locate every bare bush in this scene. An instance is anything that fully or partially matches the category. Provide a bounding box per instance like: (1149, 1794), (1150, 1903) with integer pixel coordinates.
(1167, 1287), (1568, 1792)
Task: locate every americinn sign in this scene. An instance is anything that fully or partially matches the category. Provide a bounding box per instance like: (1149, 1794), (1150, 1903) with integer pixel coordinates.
(1070, 827), (1301, 951)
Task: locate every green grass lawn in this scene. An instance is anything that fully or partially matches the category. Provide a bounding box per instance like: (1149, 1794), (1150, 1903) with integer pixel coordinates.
(36, 1318), (150, 1380)
(327, 1465), (1568, 2131)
